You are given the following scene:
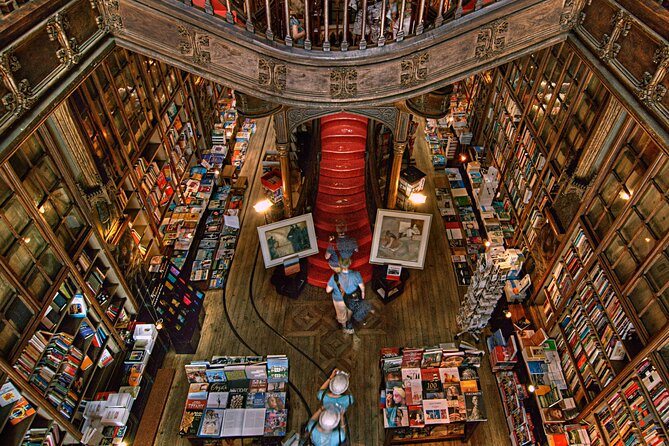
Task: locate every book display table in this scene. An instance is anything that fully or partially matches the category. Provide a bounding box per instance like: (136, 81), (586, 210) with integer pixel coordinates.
(179, 355), (289, 445)
(379, 345), (486, 444)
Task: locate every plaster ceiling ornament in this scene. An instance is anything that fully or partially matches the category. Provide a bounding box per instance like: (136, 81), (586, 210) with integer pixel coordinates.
(46, 13), (81, 67)
(258, 58), (287, 93)
(598, 9), (631, 63)
(330, 68), (358, 99)
(178, 25), (211, 66)
(400, 53), (429, 87)
(0, 52), (35, 118)
(474, 19), (508, 61)
(638, 45), (669, 106)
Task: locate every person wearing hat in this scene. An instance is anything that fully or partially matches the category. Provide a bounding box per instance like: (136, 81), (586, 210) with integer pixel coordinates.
(317, 369), (354, 414)
(307, 407), (346, 446)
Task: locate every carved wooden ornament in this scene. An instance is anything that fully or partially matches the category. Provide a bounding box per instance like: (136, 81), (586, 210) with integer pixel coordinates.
(258, 58), (286, 93)
(178, 26), (211, 66)
(330, 68), (358, 99)
(400, 53), (429, 87)
(475, 19), (508, 61)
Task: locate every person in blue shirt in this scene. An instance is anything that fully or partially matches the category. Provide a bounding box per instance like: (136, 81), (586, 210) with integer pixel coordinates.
(289, 12), (306, 45)
(325, 222), (359, 272)
(307, 407), (345, 446)
(325, 258), (364, 334)
(317, 369), (354, 414)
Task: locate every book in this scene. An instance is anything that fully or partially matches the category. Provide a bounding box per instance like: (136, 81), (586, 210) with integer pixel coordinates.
(242, 408), (267, 436)
(0, 382), (21, 407)
(205, 368), (227, 383)
(263, 409), (287, 436)
(206, 392), (229, 409)
(408, 405), (425, 427)
(9, 397), (36, 425)
(198, 408), (225, 437)
(179, 408), (203, 436)
(185, 365), (208, 383)
(464, 391), (487, 421)
(423, 399), (449, 424)
(220, 408), (244, 437)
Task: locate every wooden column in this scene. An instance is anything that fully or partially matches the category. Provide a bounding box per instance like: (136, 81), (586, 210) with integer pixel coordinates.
(273, 110), (292, 217)
(277, 143), (293, 216)
(387, 141), (407, 209)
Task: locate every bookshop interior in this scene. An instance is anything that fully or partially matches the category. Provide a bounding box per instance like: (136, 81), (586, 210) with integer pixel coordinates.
(2, 0), (669, 445)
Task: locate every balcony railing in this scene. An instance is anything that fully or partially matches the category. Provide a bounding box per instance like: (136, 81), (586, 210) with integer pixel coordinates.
(181, 0), (500, 51)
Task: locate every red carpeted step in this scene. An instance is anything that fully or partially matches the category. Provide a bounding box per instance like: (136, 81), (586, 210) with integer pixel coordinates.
(314, 208), (369, 231)
(309, 252), (370, 271)
(319, 159), (366, 177)
(315, 228), (372, 248)
(316, 193), (367, 214)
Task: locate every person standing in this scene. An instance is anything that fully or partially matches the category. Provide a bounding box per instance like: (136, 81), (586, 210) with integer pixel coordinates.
(289, 12), (306, 45)
(325, 258), (364, 334)
(307, 407), (346, 446)
(317, 369), (355, 414)
(325, 222), (359, 272)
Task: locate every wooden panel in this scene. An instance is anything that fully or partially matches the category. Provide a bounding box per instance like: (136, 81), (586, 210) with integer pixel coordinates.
(67, 0), (101, 45)
(134, 368), (176, 446)
(580, 0), (617, 45)
(12, 32), (62, 87)
(616, 23), (659, 83)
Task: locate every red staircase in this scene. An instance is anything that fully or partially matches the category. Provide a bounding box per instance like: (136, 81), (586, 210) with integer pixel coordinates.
(307, 113), (373, 288)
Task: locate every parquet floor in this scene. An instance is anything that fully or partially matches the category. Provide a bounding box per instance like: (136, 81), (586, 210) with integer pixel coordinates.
(153, 117), (511, 446)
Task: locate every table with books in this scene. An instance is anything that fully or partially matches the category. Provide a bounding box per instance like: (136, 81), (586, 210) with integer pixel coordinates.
(379, 344), (487, 445)
(179, 355), (289, 444)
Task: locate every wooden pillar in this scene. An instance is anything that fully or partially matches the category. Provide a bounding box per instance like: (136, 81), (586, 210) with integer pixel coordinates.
(387, 141), (407, 209)
(273, 110), (292, 217)
(277, 143), (293, 216)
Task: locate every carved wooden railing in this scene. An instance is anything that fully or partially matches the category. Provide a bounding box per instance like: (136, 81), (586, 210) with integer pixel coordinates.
(182, 0), (501, 51)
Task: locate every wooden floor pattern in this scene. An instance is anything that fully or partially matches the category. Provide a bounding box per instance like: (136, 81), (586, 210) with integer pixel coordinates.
(153, 117), (511, 446)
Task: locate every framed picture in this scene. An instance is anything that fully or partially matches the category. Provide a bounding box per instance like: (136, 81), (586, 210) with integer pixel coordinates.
(257, 213), (318, 268)
(370, 209), (432, 269)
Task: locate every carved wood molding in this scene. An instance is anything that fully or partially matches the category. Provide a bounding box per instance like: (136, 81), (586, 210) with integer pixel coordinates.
(560, 0), (588, 31)
(0, 0), (107, 138)
(286, 107), (398, 137)
(330, 68), (358, 99)
(637, 44), (669, 107)
(598, 9), (631, 62)
(474, 19), (508, 61)
(400, 52), (429, 87)
(576, 0), (669, 128)
(46, 13), (81, 67)
(178, 25), (211, 66)
(113, 0), (569, 107)
(0, 51), (35, 119)
(258, 58), (286, 93)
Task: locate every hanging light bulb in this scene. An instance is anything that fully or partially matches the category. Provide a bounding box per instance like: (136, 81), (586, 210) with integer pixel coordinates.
(504, 310), (512, 319)
(155, 318), (164, 330)
(527, 384), (535, 393)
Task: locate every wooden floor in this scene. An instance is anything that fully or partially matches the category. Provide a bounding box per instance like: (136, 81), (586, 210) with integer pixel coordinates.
(154, 117), (511, 446)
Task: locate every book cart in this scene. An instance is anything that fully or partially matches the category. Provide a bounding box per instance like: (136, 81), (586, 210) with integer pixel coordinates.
(379, 345), (487, 445)
(179, 355), (289, 445)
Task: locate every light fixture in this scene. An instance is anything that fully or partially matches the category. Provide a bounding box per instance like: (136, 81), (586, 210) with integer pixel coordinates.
(504, 310), (512, 319)
(645, 237), (651, 242)
(619, 190), (631, 200)
(155, 318), (164, 330)
(38, 205), (45, 214)
(484, 241), (491, 247)
(527, 384), (535, 393)
(253, 199), (272, 213)
(408, 193), (427, 205)
(213, 169), (220, 176)
(22, 237), (31, 244)
(459, 153), (468, 163)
